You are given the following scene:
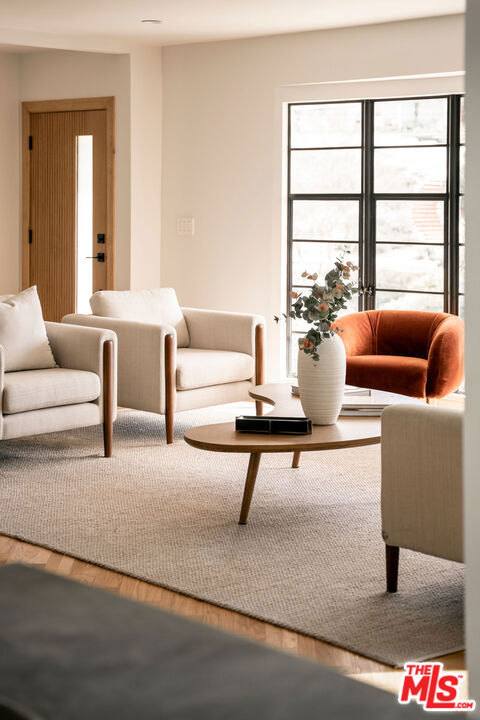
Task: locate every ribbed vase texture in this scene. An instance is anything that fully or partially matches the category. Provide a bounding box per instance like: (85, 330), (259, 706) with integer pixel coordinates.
(297, 334), (346, 425)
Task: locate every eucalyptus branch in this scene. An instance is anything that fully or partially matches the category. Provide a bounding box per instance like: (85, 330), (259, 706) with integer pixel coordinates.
(275, 250), (358, 362)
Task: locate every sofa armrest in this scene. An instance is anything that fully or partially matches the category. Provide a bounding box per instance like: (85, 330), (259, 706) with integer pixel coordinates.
(427, 315), (464, 398)
(381, 404), (463, 562)
(181, 307), (265, 357)
(62, 314), (176, 414)
(46, 322), (118, 420)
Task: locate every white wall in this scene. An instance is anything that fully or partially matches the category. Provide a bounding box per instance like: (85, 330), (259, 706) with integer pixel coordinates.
(129, 48), (162, 289)
(465, 0), (480, 711)
(18, 50), (132, 289)
(0, 53), (20, 293)
(161, 14), (465, 379)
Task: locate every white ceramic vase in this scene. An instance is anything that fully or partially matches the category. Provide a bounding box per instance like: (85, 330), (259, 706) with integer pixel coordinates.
(297, 334), (346, 425)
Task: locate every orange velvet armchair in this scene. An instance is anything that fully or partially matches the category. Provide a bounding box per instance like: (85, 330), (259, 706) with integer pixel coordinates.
(335, 310), (464, 400)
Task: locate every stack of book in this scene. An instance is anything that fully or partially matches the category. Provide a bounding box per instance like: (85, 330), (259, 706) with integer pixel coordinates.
(291, 384), (370, 398)
(339, 397), (388, 417)
(291, 383), (419, 416)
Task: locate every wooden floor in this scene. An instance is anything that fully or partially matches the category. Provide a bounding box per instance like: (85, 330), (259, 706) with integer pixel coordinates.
(0, 393), (465, 694)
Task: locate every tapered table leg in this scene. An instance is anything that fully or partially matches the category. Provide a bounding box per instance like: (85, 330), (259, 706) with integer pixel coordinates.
(239, 453), (262, 525)
(292, 451), (301, 468)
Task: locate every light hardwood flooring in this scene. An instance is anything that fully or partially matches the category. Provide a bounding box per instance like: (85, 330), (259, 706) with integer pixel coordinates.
(0, 393), (465, 694)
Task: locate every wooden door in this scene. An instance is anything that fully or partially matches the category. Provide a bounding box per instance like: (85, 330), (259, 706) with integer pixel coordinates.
(23, 98), (115, 322)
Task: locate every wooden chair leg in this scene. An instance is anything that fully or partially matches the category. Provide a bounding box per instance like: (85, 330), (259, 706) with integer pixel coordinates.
(386, 545), (400, 593)
(165, 334), (175, 444)
(255, 324), (264, 416)
(103, 339), (114, 458)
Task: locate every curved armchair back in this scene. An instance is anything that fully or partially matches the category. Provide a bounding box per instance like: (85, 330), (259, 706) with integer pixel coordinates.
(374, 310), (448, 359)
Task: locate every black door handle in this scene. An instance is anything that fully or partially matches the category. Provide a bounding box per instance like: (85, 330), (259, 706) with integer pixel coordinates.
(86, 253), (105, 262)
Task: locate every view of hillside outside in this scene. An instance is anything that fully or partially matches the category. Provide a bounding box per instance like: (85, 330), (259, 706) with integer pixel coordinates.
(287, 95), (465, 375)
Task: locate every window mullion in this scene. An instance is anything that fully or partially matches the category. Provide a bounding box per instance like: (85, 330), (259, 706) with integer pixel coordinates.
(447, 95), (461, 315)
(362, 100), (375, 310)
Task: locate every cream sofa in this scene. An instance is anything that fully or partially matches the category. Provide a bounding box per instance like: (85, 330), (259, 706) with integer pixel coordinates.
(381, 403), (463, 592)
(63, 288), (265, 444)
(0, 322), (117, 456)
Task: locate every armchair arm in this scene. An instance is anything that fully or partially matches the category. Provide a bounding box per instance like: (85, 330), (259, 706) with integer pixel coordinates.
(381, 404), (463, 562)
(181, 307), (265, 356)
(426, 315), (464, 398)
(45, 322), (118, 421)
(62, 315), (175, 414)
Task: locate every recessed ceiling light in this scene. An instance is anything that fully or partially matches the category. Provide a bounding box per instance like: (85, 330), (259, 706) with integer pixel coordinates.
(141, 19), (162, 24)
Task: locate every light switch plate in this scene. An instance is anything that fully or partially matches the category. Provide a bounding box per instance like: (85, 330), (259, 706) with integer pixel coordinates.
(177, 217), (195, 236)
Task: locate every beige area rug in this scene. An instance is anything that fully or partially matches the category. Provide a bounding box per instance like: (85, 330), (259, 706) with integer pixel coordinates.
(0, 403), (464, 667)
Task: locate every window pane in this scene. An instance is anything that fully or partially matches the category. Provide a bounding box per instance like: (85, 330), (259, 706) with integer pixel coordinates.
(376, 291), (444, 312)
(459, 245), (465, 294)
(460, 196), (465, 244)
(374, 98), (448, 146)
(459, 294), (464, 319)
(290, 103), (361, 148)
(376, 243), (444, 292)
(293, 200), (359, 241)
(376, 200), (444, 244)
(460, 96), (465, 144)
(290, 149), (361, 193)
(291, 242), (358, 285)
(460, 146), (465, 194)
(374, 147), (446, 193)
(290, 334), (301, 375)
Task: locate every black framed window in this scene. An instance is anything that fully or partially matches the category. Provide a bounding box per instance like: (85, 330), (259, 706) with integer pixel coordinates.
(287, 95), (465, 376)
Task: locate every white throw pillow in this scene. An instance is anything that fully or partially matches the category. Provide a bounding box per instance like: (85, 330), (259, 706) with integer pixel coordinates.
(0, 286), (56, 372)
(90, 288), (190, 347)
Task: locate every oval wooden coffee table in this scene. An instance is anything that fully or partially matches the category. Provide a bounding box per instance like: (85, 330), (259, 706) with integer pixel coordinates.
(184, 383), (381, 525)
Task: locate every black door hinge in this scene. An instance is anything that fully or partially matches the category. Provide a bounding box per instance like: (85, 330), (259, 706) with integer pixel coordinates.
(28, 229), (32, 244)
(28, 136), (33, 150)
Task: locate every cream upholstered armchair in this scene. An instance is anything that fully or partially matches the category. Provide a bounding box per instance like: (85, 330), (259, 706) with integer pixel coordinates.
(63, 289), (265, 444)
(381, 404), (463, 592)
(1, 322), (117, 456)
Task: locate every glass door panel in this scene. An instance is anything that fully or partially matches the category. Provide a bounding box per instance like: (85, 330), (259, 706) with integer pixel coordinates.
(375, 244), (444, 293)
(292, 200), (359, 241)
(290, 102), (362, 148)
(376, 200), (444, 244)
(76, 135), (93, 314)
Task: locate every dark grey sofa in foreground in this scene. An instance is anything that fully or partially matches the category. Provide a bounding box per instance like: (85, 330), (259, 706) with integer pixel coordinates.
(0, 563), (448, 719)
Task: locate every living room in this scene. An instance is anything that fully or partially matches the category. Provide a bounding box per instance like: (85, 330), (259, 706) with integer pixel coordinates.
(0, 0), (479, 717)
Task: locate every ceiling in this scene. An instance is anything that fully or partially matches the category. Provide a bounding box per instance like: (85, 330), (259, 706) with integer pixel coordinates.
(0, 0), (465, 49)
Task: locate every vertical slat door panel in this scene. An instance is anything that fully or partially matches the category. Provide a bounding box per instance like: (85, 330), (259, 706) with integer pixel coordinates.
(29, 108), (108, 322)
(30, 111), (82, 321)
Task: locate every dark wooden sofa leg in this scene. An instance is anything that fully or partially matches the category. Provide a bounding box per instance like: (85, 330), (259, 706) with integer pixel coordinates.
(165, 334), (175, 444)
(386, 545), (400, 593)
(103, 339), (114, 458)
(255, 324), (264, 416)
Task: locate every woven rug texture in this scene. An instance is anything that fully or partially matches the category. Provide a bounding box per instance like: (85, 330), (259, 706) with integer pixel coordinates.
(0, 403), (464, 667)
